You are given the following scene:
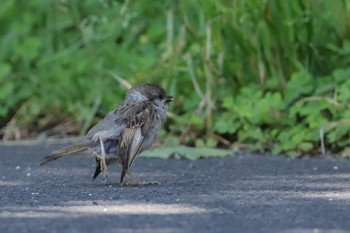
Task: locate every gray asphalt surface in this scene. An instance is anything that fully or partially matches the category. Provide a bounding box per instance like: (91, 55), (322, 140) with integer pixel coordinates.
(1, 143), (350, 233)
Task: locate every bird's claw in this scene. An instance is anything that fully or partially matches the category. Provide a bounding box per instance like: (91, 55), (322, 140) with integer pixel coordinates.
(101, 161), (108, 181)
(121, 178), (160, 186)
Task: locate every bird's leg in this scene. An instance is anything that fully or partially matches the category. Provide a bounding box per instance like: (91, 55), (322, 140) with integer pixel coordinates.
(98, 137), (108, 181)
(92, 152), (108, 182)
(119, 167), (159, 186)
(119, 167), (138, 186)
(120, 166), (126, 185)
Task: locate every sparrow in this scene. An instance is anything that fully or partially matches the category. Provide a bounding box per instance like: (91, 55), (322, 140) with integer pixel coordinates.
(40, 83), (173, 184)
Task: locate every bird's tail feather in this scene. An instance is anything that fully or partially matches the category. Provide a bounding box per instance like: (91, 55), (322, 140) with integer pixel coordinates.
(40, 143), (92, 165)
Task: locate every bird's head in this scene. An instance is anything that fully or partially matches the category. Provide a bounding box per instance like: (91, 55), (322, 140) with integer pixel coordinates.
(127, 83), (174, 106)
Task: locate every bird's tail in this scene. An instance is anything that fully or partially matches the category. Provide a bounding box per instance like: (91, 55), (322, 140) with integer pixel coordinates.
(40, 143), (93, 165)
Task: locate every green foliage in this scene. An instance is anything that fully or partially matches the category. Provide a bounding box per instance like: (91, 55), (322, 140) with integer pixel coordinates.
(1, 0), (350, 156)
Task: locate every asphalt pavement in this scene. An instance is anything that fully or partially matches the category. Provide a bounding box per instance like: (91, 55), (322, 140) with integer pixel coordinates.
(1, 142), (350, 233)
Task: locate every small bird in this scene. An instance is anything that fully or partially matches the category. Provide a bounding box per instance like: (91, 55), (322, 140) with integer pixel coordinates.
(40, 83), (173, 184)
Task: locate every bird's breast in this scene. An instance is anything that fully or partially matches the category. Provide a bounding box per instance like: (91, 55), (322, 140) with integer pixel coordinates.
(139, 111), (165, 153)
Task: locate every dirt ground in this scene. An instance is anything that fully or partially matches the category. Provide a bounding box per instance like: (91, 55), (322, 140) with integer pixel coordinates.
(1, 143), (350, 233)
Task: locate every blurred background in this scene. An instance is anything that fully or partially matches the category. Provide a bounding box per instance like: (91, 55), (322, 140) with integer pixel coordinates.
(1, 0), (350, 156)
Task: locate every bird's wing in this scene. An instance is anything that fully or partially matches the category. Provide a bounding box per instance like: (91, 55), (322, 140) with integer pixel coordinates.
(85, 111), (121, 141)
(116, 101), (153, 169)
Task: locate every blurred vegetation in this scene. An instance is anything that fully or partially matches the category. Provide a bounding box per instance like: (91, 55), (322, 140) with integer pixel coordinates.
(1, 0), (350, 156)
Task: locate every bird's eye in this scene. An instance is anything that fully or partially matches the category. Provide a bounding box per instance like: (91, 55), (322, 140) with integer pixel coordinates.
(158, 94), (164, 99)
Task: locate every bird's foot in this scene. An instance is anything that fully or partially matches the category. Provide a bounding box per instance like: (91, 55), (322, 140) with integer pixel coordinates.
(97, 156), (108, 182)
(120, 177), (140, 186)
(122, 178), (161, 186)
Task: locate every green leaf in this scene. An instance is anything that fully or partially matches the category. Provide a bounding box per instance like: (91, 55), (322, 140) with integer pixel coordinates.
(0, 63), (11, 80)
(298, 142), (313, 152)
(0, 82), (14, 100)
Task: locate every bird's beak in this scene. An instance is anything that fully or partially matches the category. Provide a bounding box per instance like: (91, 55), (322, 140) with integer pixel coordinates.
(164, 95), (174, 103)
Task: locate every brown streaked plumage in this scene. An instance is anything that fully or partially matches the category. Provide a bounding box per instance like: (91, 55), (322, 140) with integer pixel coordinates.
(40, 83), (173, 184)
